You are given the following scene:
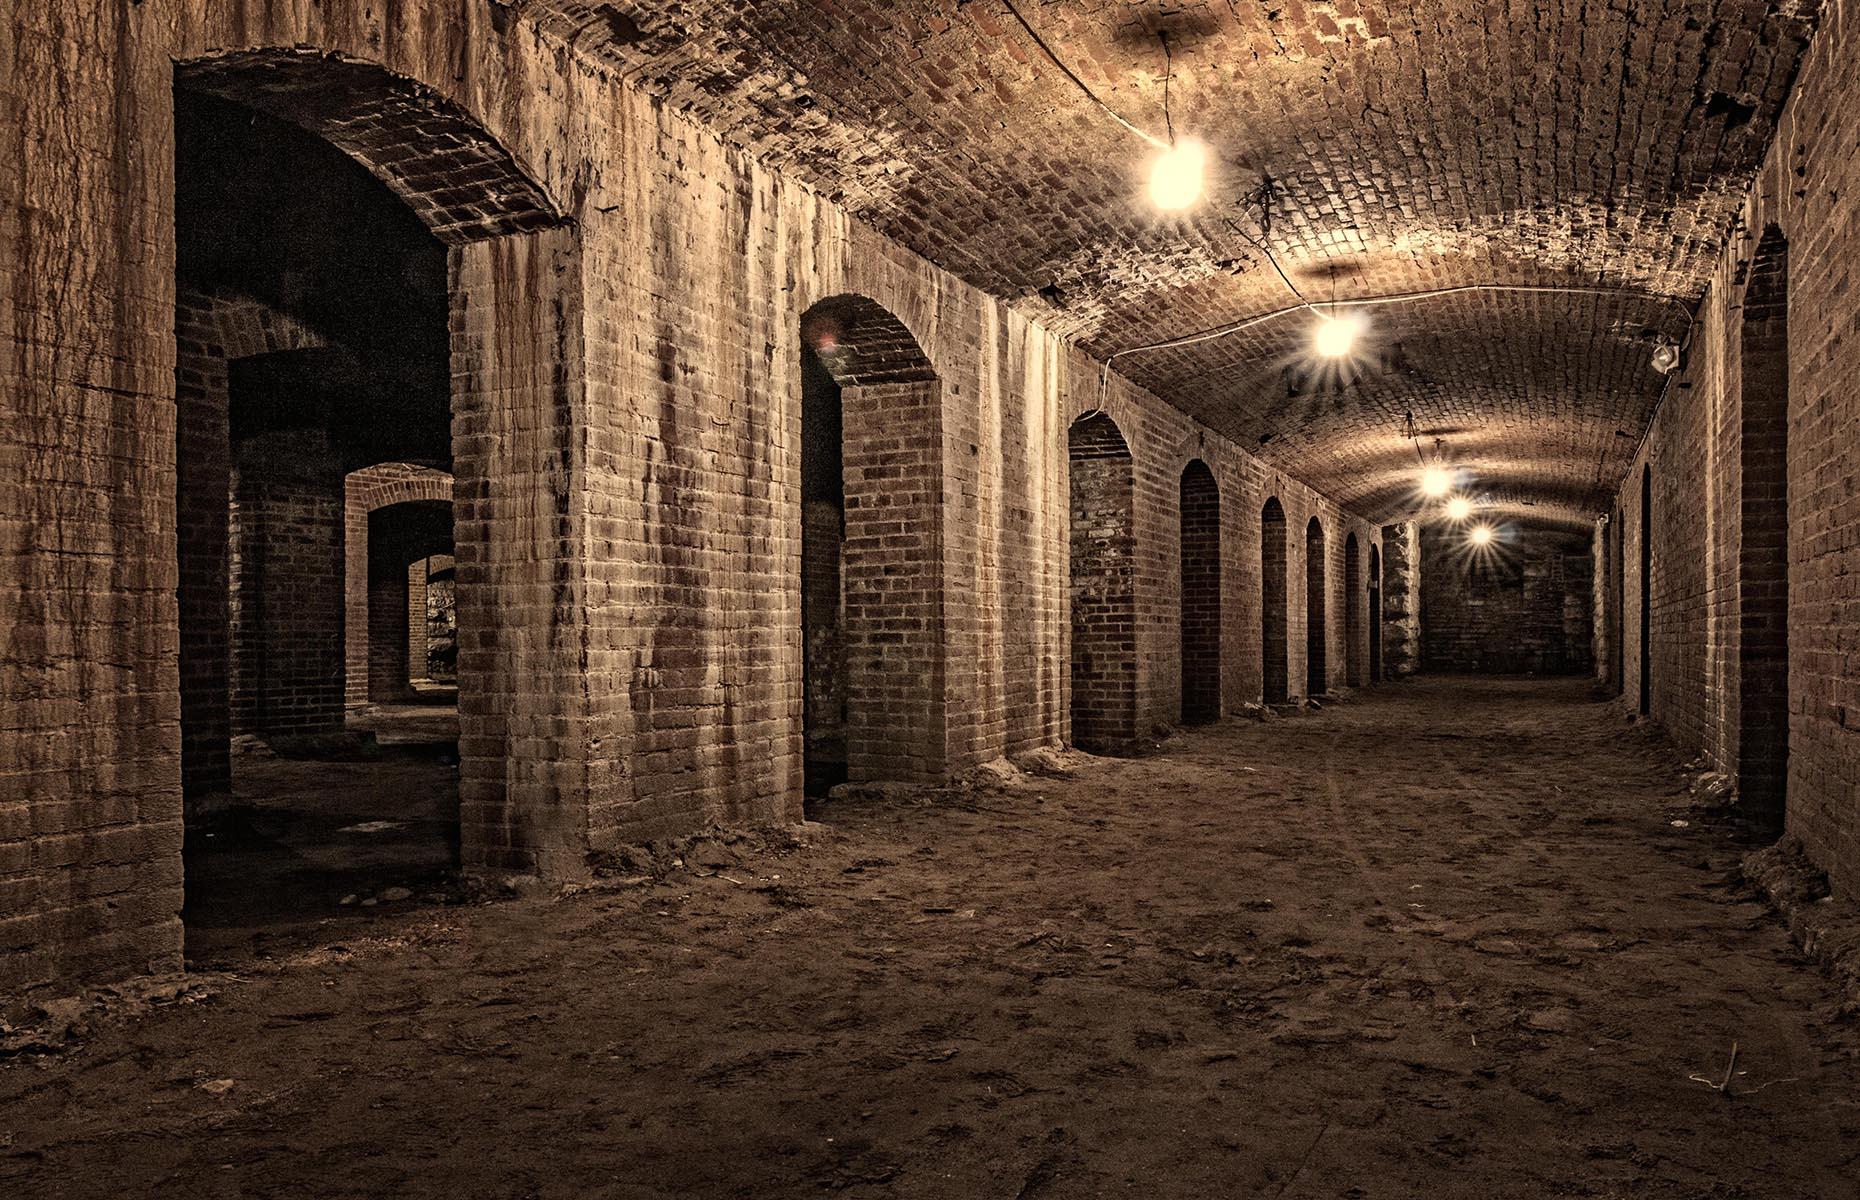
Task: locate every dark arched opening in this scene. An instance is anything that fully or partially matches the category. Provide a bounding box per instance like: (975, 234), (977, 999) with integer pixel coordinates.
(1738, 227), (1791, 832)
(1261, 498), (1289, 703)
(1344, 532), (1363, 687)
(172, 53), (569, 962)
(1368, 543), (1384, 683)
(1639, 464), (1653, 717)
(1179, 461), (1222, 724)
(801, 295), (945, 792)
(1067, 414), (1138, 751)
(1306, 517), (1329, 696)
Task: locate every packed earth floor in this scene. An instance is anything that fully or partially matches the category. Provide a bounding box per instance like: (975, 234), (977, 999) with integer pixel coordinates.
(6, 677), (1859, 1199)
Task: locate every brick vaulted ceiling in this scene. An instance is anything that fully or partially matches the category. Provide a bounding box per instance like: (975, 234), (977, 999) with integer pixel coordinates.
(529, 0), (1820, 528)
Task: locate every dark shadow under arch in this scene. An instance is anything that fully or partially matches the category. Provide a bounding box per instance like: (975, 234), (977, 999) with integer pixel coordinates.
(176, 50), (564, 243)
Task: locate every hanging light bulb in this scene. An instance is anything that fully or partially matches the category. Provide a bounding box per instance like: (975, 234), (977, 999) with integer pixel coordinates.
(1446, 496), (1473, 521)
(1148, 138), (1207, 211)
(1421, 466), (1452, 498)
(1469, 524), (1496, 547)
(1313, 311), (1364, 359)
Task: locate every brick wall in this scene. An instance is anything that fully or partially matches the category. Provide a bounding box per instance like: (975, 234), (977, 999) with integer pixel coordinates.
(1421, 525), (1594, 675)
(1610, 0), (1860, 896)
(1, 0), (1385, 995)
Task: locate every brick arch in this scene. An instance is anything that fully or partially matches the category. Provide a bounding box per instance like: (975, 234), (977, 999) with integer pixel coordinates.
(345, 465), (455, 708)
(175, 50), (564, 244)
(1179, 460), (1221, 725)
(802, 294), (938, 386)
(1067, 413), (1136, 752)
(799, 294), (948, 784)
(1261, 497), (1290, 703)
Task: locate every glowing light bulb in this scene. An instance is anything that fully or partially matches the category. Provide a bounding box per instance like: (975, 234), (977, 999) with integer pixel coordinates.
(1313, 312), (1363, 359)
(1421, 467), (1452, 498)
(1470, 524), (1496, 547)
(1148, 139), (1207, 211)
(1446, 496), (1473, 521)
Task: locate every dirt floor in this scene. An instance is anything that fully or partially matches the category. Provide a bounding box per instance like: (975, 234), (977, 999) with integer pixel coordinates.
(6, 677), (1859, 1198)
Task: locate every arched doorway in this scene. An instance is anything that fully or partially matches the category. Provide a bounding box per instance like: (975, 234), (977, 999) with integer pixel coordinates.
(800, 295), (945, 791)
(1368, 543), (1384, 683)
(1738, 226), (1790, 832)
(1306, 518), (1329, 696)
(1344, 532), (1363, 687)
(1640, 464), (1653, 717)
(171, 51), (571, 958)
(1180, 461), (1222, 724)
(1261, 498), (1289, 703)
(1067, 414), (1137, 751)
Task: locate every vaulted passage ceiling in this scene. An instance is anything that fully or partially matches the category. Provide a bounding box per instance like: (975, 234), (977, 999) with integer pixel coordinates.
(530, 0), (1820, 528)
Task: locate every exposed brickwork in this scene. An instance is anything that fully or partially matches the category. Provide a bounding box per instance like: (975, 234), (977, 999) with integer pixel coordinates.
(1610, 0), (1860, 899)
(1367, 542), (1384, 683)
(1178, 461), (1221, 724)
(3, 0), (1382, 997)
(528, 1), (1818, 531)
(1421, 526), (1595, 675)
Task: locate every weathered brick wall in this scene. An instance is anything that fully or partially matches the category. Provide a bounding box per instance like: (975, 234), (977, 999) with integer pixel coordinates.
(2, 0), (1384, 994)
(1612, 2), (1860, 894)
(1421, 525), (1594, 675)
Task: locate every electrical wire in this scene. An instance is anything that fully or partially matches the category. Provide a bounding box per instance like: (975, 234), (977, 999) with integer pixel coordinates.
(1001, 0), (1168, 149)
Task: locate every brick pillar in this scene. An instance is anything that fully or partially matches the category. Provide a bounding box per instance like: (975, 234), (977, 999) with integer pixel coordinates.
(368, 554), (413, 702)
(229, 429), (346, 736)
(841, 378), (948, 783)
(450, 226), (594, 878)
(1381, 521), (1422, 677)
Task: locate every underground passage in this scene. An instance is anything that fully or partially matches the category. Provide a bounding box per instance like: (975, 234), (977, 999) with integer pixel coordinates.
(7, 3), (1860, 1196)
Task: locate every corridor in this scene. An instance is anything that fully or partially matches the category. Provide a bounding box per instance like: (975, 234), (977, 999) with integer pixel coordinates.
(7, 679), (1855, 1198)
